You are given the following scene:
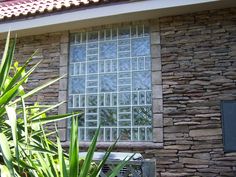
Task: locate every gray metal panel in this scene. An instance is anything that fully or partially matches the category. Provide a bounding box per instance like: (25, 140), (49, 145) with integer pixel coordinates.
(221, 101), (236, 152)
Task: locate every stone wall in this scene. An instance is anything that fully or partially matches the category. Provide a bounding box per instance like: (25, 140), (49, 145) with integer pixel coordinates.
(153, 7), (236, 177)
(1, 7), (236, 177)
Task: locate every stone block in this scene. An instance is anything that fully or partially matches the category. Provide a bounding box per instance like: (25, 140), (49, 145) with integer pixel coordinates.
(58, 128), (67, 142)
(153, 99), (163, 113)
(58, 104), (67, 114)
(151, 32), (161, 45)
(153, 85), (163, 99)
(60, 54), (68, 67)
(153, 113), (163, 128)
(58, 90), (67, 102)
(152, 71), (162, 85)
(152, 57), (162, 71)
(189, 128), (222, 137)
(60, 43), (68, 55)
(153, 127), (163, 143)
(151, 44), (161, 58)
(59, 78), (67, 91)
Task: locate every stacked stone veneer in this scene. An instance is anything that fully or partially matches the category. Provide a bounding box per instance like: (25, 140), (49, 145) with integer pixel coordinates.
(152, 8), (236, 177)
(0, 7), (236, 177)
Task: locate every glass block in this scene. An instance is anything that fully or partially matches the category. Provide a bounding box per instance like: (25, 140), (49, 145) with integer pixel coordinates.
(87, 121), (97, 127)
(132, 92), (138, 105)
(112, 28), (117, 39)
(74, 95), (80, 107)
(99, 61), (104, 73)
(70, 45), (86, 62)
(87, 114), (97, 120)
(88, 31), (98, 42)
(112, 93), (117, 106)
(138, 25), (143, 37)
(104, 60), (111, 73)
(100, 30), (105, 41)
(119, 27), (130, 39)
(81, 32), (86, 43)
(112, 128), (118, 141)
(139, 91), (145, 105)
(74, 63), (80, 75)
(132, 128), (138, 141)
(80, 63), (86, 74)
(69, 25), (152, 142)
(99, 128), (104, 141)
(87, 129), (96, 141)
(75, 33), (81, 43)
(69, 77), (85, 94)
(132, 58), (138, 70)
(146, 91), (152, 104)
(68, 95), (73, 107)
(145, 57), (151, 70)
(87, 62), (98, 74)
(118, 39), (129, 45)
(144, 25), (150, 36)
(78, 111), (85, 126)
(119, 85), (131, 92)
(119, 92), (131, 105)
(79, 128), (84, 140)
(133, 106), (152, 126)
(105, 93), (111, 106)
(70, 34), (76, 44)
(100, 108), (117, 126)
(132, 71), (151, 91)
(112, 60), (117, 72)
(118, 52), (130, 58)
(87, 94), (97, 107)
(119, 120), (131, 126)
(87, 108), (97, 113)
(70, 64), (74, 76)
(131, 37), (150, 57)
(131, 26), (137, 37)
(119, 58), (131, 71)
(119, 107), (131, 113)
(88, 42), (98, 49)
(119, 72), (131, 78)
(80, 95), (85, 107)
(119, 113), (131, 120)
(87, 56), (97, 62)
(99, 94), (104, 106)
(118, 45), (130, 52)
(87, 81), (97, 87)
(87, 74), (97, 80)
(139, 128), (145, 141)
(87, 48), (98, 55)
(119, 128), (131, 141)
(100, 41), (117, 59)
(138, 57), (145, 70)
(147, 127), (152, 141)
(119, 78), (131, 85)
(100, 74), (117, 92)
(105, 128), (111, 141)
(87, 87), (97, 93)
(105, 29), (111, 40)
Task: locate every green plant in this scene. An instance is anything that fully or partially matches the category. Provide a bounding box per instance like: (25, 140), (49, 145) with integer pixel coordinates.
(0, 32), (132, 177)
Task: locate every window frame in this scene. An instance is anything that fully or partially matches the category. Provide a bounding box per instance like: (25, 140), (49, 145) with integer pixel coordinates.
(58, 21), (163, 149)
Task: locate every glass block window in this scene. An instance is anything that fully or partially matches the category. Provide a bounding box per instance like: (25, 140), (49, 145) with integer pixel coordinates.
(68, 24), (152, 141)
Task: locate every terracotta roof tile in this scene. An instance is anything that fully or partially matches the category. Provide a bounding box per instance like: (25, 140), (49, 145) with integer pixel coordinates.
(0, 0), (124, 21)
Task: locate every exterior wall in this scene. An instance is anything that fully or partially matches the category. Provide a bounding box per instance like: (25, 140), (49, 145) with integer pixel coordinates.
(0, 7), (235, 177)
(156, 8), (236, 177)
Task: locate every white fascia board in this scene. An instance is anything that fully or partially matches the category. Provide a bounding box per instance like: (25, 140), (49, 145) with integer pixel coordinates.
(0, 0), (219, 34)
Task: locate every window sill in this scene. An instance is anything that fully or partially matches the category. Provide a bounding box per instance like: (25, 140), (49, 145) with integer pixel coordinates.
(61, 141), (163, 149)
